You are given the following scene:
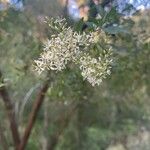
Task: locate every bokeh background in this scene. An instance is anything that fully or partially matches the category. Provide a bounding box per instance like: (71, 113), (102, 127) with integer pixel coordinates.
(0, 0), (150, 150)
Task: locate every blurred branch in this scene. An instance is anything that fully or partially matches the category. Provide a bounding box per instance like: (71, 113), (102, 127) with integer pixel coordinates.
(18, 78), (50, 150)
(19, 83), (41, 122)
(0, 70), (20, 150)
(0, 123), (8, 150)
(47, 101), (78, 150)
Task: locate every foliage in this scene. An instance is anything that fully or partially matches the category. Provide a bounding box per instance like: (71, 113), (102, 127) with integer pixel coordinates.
(0, 2), (150, 150)
(34, 17), (113, 86)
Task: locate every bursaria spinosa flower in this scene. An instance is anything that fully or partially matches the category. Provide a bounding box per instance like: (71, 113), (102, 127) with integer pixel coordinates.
(34, 17), (113, 86)
(79, 50), (112, 86)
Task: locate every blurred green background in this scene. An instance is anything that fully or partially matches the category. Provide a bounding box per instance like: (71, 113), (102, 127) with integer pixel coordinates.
(0, 0), (150, 150)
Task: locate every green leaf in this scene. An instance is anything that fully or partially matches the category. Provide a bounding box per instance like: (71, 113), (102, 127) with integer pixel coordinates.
(104, 25), (129, 34)
(0, 83), (5, 88)
(74, 18), (85, 32)
(96, 5), (106, 18)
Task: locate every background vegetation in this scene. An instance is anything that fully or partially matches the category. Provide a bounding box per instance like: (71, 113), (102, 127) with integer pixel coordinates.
(0, 0), (150, 150)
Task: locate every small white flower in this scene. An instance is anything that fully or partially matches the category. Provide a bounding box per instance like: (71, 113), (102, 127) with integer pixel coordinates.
(34, 18), (113, 86)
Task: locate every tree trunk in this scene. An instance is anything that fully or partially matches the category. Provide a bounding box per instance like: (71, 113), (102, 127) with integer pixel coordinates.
(18, 79), (50, 150)
(0, 71), (20, 150)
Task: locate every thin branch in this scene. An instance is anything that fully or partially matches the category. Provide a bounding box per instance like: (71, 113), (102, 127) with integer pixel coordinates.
(18, 79), (50, 150)
(0, 123), (8, 150)
(0, 71), (20, 150)
(19, 83), (40, 122)
(47, 101), (78, 150)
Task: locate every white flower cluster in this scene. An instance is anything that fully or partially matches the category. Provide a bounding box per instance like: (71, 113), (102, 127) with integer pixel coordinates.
(34, 18), (113, 86)
(79, 51), (112, 86)
(34, 21), (95, 73)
